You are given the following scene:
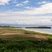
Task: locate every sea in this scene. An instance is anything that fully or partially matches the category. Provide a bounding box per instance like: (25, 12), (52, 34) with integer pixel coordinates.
(23, 28), (52, 35)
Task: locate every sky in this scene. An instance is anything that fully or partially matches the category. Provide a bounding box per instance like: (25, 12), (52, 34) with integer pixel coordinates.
(0, 0), (52, 25)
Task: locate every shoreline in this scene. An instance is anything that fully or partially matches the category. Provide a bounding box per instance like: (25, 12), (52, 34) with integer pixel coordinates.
(23, 28), (52, 35)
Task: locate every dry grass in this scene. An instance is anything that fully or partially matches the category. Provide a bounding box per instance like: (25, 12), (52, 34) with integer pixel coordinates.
(0, 27), (51, 41)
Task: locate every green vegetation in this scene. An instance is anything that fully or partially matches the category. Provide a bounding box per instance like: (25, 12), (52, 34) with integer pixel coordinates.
(0, 27), (52, 52)
(0, 39), (52, 52)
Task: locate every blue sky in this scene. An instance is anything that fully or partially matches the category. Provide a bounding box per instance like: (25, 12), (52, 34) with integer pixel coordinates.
(0, 0), (51, 13)
(0, 0), (52, 14)
(0, 0), (52, 25)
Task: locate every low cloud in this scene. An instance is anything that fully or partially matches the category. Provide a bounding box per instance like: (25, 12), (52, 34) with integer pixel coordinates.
(0, 12), (52, 25)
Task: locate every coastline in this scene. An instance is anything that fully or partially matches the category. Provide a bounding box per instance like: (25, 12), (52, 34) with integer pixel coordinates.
(23, 28), (52, 35)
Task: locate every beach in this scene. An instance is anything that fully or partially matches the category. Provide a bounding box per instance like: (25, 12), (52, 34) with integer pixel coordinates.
(23, 28), (52, 35)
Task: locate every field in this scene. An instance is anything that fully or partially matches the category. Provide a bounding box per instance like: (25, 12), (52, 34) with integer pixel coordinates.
(0, 27), (52, 52)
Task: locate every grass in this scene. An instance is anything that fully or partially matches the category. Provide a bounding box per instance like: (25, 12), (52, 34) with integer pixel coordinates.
(0, 39), (52, 52)
(0, 27), (52, 52)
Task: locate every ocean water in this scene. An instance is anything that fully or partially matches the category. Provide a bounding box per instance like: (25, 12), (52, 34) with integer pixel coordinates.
(23, 28), (52, 34)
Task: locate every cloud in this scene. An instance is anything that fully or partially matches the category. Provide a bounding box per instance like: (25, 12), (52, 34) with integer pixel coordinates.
(16, 3), (23, 7)
(0, 0), (11, 5)
(0, 12), (52, 25)
(24, 6), (34, 9)
(24, 1), (47, 10)
(16, 3), (52, 15)
(38, 1), (47, 4)
(22, 0), (29, 4)
(16, 0), (29, 7)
